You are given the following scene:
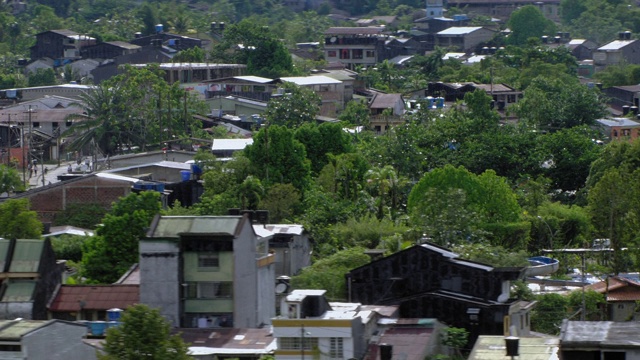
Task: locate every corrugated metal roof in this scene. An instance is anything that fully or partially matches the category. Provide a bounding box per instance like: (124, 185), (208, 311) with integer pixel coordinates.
(561, 321), (640, 347)
(324, 27), (385, 35)
(280, 75), (342, 86)
(364, 326), (437, 360)
(438, 26), (483, 35)
(370, 93), (403, 109)
(178, 328), (275, 352)
(468, 335), (559, 360)
(9, 240), (43, 273)
(147, 216), (243, 238)
(597, 118), (640, 128)
(1, 281), (36, 302)
(598, 40), (637, 51)
(43, 225), (94, 237)
(48, 285), (139, 312)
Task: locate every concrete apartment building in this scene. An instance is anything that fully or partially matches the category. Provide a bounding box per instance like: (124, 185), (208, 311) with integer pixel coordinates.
(139, 214), (276, 329)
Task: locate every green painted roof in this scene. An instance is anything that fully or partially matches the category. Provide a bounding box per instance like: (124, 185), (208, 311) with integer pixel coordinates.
(0, 240), (10, 271)
(1, 281), (36, 302)
(147, 216), (243, 238)
(9, 240), (43, 273)
(0, 320), (50, 340)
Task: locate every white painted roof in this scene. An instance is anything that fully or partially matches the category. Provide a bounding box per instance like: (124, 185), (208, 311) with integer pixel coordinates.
(280, 75), (342, 85)
(211, 138), (254, 151)
(598, 40), (636, 51)
(286, 289), (326, 302)
(438, 26), (482, 35)
(234, 75), (273, 83)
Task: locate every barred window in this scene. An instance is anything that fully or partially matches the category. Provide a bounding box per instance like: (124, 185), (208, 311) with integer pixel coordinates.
(279, 337), (317, 350)
(329, 337), (343, 358)
(198, 253), (219, 269)
(187, 282), (232, 299)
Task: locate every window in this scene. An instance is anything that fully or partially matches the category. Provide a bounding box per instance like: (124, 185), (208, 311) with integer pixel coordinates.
(198, 253), (219, 269)
(187, 282), (232, 299)
(352, 49), (363, 59)
(33, 122), (40, 128)
(366, 50), (375, 58)
(328, 50), (337, 57)
(330, 338), (343, 358)
(340, 49), (350, 59)
(279, 337), (318, 350)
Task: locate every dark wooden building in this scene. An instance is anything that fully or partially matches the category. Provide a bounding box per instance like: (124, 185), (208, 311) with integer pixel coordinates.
(346, 243), (528, 345)
(30, 30), (96, 62)
(80, 41), (141, 60)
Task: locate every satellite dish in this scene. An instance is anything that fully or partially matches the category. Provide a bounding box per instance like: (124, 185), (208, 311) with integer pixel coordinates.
(330, 37), (337, 43)
(275, 282), (289, 294)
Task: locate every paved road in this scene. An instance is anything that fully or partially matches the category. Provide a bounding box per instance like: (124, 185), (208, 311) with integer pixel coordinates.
(24, 160), (80, 189)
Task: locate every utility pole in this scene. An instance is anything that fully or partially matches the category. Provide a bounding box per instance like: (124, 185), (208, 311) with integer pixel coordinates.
(6, 114), (10, 167)
(300, 325), (305, 360)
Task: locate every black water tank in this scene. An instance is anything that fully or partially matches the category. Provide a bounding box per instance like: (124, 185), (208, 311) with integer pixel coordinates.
(380, 343), (393, 360)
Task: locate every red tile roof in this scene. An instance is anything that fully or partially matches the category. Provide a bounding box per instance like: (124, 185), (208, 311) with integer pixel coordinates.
(48, 285), (139, 312)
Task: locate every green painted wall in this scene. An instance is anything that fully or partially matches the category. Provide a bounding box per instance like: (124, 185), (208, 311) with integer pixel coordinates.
(183, 251), (234, 281)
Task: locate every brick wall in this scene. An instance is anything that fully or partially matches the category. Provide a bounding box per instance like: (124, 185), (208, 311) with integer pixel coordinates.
(18, 176), (132, 222)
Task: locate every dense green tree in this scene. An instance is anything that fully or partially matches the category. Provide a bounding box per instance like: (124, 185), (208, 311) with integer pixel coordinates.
(586, 138), (640, 189)
(244, 125), (312, 191)
(0, 199), (42, 239)
(99, 304), (190, 360)
(259, 183), (301, 223)
(65, 65), (205, 156)
(408, 165), (523, 246)
(172, 47), (205, 63)
(27, 68), (56, 87)
(338, 99), (370, 128)
(291, 247), (371, 301)
(330, 215), (410, 249)
(560, 0), (588, 24)
(531, 293), (567, 334)
(136, 3), (159, 36)
(588, 167), (640, 274)
(52, 203), (106, 228)
(264, 82), (320, 128)
(50, 234), (86, 262)
(516, 77), (607, 130)
(507, 5), (556, 45)
(0, 164), (24, 194)
(536, 126), (604, 193)
(294, 122), (353, 175)
(81, 191), (161, 283)
(211, 19), (293, 77)
(594, 63), (640, 88)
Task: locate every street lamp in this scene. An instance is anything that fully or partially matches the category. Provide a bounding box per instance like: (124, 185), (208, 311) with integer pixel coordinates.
(537, 216), (554, 250)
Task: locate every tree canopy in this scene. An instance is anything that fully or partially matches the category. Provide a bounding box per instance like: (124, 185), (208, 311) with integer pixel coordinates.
(99, 304), (190, 360)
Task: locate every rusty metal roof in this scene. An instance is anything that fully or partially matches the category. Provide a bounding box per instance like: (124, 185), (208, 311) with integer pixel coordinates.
(325, 27), (385, 36)
(370, 93), (403, 109)
(47, 284), (139, 312)
(177, 328), (275, 351)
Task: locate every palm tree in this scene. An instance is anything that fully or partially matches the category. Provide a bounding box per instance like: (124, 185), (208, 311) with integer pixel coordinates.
(63, 83), (128, 157)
